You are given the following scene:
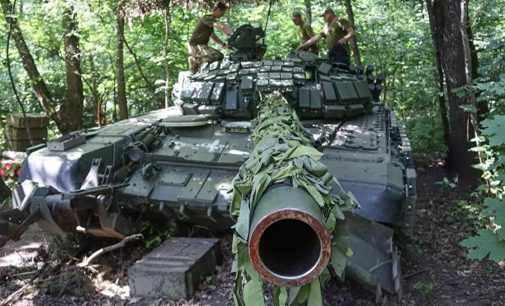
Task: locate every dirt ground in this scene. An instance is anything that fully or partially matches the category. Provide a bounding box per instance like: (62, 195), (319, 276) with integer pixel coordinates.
(1, 157), (505, 306)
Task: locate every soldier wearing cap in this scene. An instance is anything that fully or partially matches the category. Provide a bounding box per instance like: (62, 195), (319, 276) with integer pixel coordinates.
(298, 7), (355, 67)
(188, 2), (233, 73)
(292, 11), (319, 54)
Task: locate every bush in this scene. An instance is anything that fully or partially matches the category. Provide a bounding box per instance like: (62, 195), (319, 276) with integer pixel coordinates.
(460, 115), (505, 261)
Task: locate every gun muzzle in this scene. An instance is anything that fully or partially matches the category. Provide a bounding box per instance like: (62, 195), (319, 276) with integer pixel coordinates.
(248, 185), (332, 287)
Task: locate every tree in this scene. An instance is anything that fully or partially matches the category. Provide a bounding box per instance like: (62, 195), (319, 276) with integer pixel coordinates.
(304, 0), (312, 25)
(343, 0), (362, 66)
(1, 0), (84, 134)
(427, 0), (479, 185)
(60, 4), (84, 132)
(163, 1), (172, 108)
(116, 2), (128, 120)
(1, 0), (57, 122)
(425, 0), (450, 152)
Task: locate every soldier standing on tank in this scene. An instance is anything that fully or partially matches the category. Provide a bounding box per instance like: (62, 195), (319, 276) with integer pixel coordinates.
(292, 11), (319, 54)
(188, 2), (233, 73)
(297, 8), (355, 67)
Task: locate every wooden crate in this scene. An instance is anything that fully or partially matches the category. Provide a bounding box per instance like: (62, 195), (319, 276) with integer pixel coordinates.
(3, 114), (48, 151)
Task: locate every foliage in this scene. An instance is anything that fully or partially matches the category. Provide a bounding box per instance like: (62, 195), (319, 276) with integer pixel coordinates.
(413, 280), (433, 297)
(1, 0), (501, 152)
(461, 115), (505, 261)
(0, 0), (475, 153)
(141, 219), (176, 250)
(458, 0), (505, 263)
(459, 0), (505, 256)
(347, 0), (445, 153)
(447, 199), (486, 230)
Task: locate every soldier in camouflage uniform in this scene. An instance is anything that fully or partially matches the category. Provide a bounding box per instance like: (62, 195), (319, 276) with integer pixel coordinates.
(292, 11), (319, 54)
(188, 2), (232, 73)
(298, 8), (355, 67)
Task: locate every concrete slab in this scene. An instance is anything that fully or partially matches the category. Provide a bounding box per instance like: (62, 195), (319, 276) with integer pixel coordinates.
(128, 237), (219, 300)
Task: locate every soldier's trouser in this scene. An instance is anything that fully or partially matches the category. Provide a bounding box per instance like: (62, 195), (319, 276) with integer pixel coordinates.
(328, 43), (350, 68)
(188, 44), (224, 73)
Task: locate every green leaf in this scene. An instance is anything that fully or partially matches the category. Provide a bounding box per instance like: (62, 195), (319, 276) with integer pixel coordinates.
(299, 178), (326, 207)
(287, 286), (301, 305)
(460, 229), (505, 262)
(294, 284), (311, 304)
(331, 224), (351, 277)
(244, 279), (265, 306)
(330, 247), (348, 278)
(483, 197), (505, 226)
(235, 200), (251, 240)
(459, 104), (477, 113)
(307, 278), (323, 306)
(250, 173), (272, 209)
(302, 158), (328, 177)
(482, 115), (505, 146)
(288, 145), (323, 160)
(273, 287), (288, 306)
(271, 164), (296, 181)
(233, 271), (246, 306)
(237, 243), (256, 278)
(325, 212), (337, 231)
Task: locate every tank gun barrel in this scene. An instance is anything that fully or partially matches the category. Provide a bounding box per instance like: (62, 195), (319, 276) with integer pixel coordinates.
(248, 185), (332, 286)
(231, 92), (354, 304)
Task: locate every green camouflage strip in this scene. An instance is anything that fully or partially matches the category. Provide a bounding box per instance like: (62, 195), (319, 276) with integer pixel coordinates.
(231, 92), (356, 306)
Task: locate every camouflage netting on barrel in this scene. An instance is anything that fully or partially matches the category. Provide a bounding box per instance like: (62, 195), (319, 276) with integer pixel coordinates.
(230, 92), (357, 305)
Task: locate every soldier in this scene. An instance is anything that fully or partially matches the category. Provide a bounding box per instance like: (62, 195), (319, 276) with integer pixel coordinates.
(188, 2), (233, 73)
(297, 7), (355, 67)
(292, 11), (319, 54)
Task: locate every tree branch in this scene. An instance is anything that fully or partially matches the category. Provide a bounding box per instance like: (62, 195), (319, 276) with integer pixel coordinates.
(122, 34), (156, 93)
(78, 234), (143, 267)
(5, 0), (33, 145)
(0, 0), (60, 128)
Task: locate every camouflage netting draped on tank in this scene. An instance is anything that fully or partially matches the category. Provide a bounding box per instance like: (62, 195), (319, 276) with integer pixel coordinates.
(230, 92), (356, 306)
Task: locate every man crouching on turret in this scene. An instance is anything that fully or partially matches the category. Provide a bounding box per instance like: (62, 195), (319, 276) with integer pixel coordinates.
(188, 2), (232, 73)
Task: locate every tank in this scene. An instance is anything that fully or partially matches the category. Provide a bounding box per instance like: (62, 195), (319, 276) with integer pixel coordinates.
(0, 24), (416, 302)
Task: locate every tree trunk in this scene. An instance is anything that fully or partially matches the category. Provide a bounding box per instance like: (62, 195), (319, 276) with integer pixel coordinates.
(304, 0), (312, 25)
(429, 0), (478, 186)
(425, 0), (451, 152)
(465, 6), (487, 120)
(343, 0), (362, 66)
(59, 5), (84, 133)
(84, 56), (105, 126)
(163, 2), (172, 108)
(116, 9), (128, 120)
(0, 0), (58, 125)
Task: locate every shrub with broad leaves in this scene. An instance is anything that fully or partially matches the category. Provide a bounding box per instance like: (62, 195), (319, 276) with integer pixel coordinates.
(461, 115), (505, 262)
